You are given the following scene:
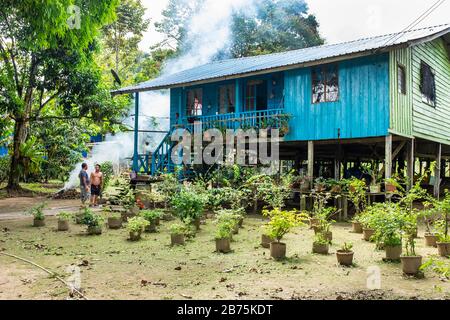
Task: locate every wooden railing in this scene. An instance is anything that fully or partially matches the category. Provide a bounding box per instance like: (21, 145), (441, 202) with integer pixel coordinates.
(181, 108), (287, 132)
(135, 109), (289, 175)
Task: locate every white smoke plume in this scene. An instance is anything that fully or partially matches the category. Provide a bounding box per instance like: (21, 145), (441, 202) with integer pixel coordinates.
(64, 0), (258, 190)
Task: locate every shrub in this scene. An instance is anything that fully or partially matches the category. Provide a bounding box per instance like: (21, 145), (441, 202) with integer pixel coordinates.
(57, 212), (72, 221)
(263, 209), (308, 242)
(80, 209), (104, 227)
(348, 178), (367, 215)
(313, 233), (329, 245)
(171, 189), (206, 224)
(215, 221), (234, 240)
(370, 203), (404, 247)
(28, 202), (47, 221)
(169, 223), (188, 236)
(140, 210), (163, 223)
(126, 217), (149, 234)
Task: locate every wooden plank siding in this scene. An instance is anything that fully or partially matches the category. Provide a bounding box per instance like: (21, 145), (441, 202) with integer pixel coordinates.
(283, 54), (390, 141)
(411, 38), (450, 145)
(389, 47), (413, 137)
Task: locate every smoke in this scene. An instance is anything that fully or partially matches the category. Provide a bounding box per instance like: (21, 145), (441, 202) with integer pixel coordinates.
(163, 0), (258, 74)
(64, 0), (259, 190)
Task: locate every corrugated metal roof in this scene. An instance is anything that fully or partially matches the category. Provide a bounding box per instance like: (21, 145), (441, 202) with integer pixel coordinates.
(114, 24), (450, 94)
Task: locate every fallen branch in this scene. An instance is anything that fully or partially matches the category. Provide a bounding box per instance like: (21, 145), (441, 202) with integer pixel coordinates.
(0, 251), (88, 300)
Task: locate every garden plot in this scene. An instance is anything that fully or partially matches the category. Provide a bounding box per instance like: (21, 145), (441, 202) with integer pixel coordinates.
(0, 215), (448, 300)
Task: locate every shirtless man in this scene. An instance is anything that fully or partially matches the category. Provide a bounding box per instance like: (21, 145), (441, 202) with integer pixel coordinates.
(90, 164), (103, 207)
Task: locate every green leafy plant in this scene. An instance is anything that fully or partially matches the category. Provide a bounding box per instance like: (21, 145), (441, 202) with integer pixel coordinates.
(313, 232), (329, 245)
(28, 202), (47, 221)
(171, 189), (206, 224)
(169, 223), (188, 236)
(215, 221), (234, 240)
(109, 212), (122, 219)
(140, 210), (163, 223)
(80, 209), (105, 227)
(263, 209), (308, 242)
(340, 242), (353, 252)
(100, 161), (114, 190)
(348, 178), (367, 216)
(57, 211), (72, 221)
(420, 258), (450, 280)
(126, 216), (150, 234)
(365, 203), (403, 247)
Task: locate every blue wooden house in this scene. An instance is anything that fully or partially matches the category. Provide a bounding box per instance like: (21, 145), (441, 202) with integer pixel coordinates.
(114, 25), (450, 194)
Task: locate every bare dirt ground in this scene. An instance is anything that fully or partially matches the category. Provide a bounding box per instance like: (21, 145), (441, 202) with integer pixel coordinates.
(0, 197), (82, 221)
(0, 211), (449, 300)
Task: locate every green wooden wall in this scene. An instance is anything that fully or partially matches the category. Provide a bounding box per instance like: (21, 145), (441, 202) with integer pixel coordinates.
(389, 47), (413, 137)
(390, 37), (450, 146)
(411, 38), (450, 145)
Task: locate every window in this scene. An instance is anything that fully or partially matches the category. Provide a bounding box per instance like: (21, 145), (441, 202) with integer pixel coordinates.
(245, 80), (267, 111)
(420, 61), (436, 106)
(186, 88), (203, 116)
(398, 64), (406, 95)
(312, 64), (339, 103)
(219, 84), (235, 114)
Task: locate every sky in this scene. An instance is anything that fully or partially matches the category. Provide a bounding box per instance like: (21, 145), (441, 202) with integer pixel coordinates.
(139, 0), (450, 52)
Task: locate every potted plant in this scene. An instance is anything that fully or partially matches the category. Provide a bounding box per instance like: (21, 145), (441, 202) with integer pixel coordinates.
(359, 205), (382, 242)
(127, 217), (150, 241)
(370, 203), (404, 260)
(170, 223), (187, 246)
(108, 212), (123, 229)
(400, 215), (422, 276)
(263, 209), (308, 260)
(326, 179), (342, 193)
(367, 162), (382, 193)
(314, 177), (327, 193)
(313, 233), (330, 255)
(336, 242), (354, 266)
(385, 177), (400, 193)
(421, 201), (440, 247)
(140, 210), (162, 233)
(261, 231), (275, 249)
(57, 212), (72, 231)
(215, 220), (233, 253)
(171, 189), (206, 231)
(310, 192), (333, 229)
(348, 178), (367, 233)
(80, 209), (104, 235)
(28, 202), (47, 227)
(433, 191), (450, 257)
(216, 210), (241, 236)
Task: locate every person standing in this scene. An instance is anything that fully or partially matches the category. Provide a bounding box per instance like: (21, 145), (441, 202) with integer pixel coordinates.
(90, 164), (103, 207)
(79, 163), (90, 206)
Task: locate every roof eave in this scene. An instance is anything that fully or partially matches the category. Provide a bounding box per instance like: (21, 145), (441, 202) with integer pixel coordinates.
(112, 27), (450, 96)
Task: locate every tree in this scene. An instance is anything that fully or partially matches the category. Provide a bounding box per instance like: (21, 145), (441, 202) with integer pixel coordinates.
(0, 0), (121, 192)
(155, 0), (204, 52)
(229, 0), (324, 57)
(156, 0), (323, 59)
(101, 0), (150, 84)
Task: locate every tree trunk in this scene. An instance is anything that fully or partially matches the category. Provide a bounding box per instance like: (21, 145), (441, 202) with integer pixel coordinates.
(7, 119), (28, 191)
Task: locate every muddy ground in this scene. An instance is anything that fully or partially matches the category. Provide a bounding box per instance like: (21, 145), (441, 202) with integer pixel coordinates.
(0, 201), (448, 300)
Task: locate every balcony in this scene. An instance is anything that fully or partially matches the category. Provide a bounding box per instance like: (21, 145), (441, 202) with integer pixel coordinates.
(179, 108), (290, 133)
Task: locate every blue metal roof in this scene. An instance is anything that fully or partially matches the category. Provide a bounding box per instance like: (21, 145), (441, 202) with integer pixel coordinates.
(114, 24), (450, 94)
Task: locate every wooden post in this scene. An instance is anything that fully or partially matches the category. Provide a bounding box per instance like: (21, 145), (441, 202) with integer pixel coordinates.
(406, 139), (415, 190)
(385, 135), (393, 180)
(308, 141), (314, 188)
(434, 143), (442, 199)
(132, 92), (140, 173)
